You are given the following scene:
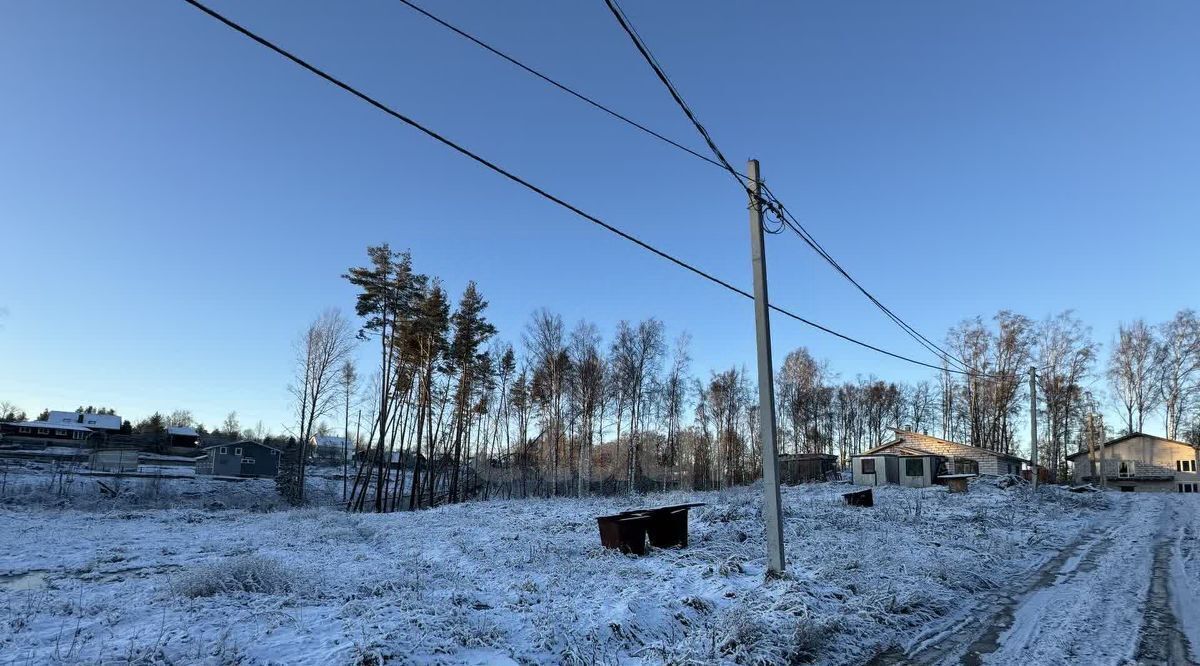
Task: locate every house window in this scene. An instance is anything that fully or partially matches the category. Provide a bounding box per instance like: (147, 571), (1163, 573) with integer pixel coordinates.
(1179, 483), (1198, 493)
(1118, 461), (1136, 478)
(72, 431), (86, 440)
(861, 459), (876, 474)
(219, 447), (227, 454)
(37, 428), (49, 435)
(18, 426), (30, 433)
(243, 457), (255, 464)
(235, 448), (242, 455)
(954, 458), (979, 475)
(905, 459), (924, 477)
(1177, 460), (1196, 473)
(55, 430), (68, 436)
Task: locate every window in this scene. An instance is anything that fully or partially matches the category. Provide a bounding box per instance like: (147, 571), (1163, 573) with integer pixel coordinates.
(235, 448), (242, 455)
(1179, 483), (1198, 493)
(1177, 460), (1196, 473)
(219, 447), (227, 454)
(861, 459), (876, 474)
(243, 457), (256, 464)
(54, 430), (68, 436)
(72, 431), (86, 440)
(1118, 461), (1136, 478)
(905, 459), (924, 477)
(37, 428), (49, 435)
(18, 426), (30, 434)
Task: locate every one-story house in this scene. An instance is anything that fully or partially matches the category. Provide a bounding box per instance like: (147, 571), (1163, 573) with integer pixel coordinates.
(851, 448), (945, 488)
(196, 440), (282, 478)
(1067, 433), (1199, 493)
(870, 430), (1025, 476)
(0, 420), (95, 446)
(166, 426), (201, 448)
(47, 410), (122, 434)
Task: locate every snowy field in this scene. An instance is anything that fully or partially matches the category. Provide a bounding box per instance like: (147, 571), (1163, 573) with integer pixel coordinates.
(0, 471), (1119, 665)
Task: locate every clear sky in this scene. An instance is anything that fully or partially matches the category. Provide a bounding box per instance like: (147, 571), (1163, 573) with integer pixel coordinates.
(1, 1), (1197, 435)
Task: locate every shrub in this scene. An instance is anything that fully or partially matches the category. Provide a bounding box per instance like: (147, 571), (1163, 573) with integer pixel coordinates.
(173, 556), (294, 598)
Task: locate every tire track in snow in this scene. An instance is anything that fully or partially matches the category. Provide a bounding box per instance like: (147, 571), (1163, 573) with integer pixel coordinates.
(867, 497), (1132, 666)
(1135, 499), (1196, 665)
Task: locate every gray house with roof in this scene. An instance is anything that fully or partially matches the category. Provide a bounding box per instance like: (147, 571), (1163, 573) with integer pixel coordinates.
(196, 440), (282, 478)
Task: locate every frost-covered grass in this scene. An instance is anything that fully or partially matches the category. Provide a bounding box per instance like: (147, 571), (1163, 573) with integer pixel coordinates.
(0, 479), (1110, 664)
(0, 461), (344, 511)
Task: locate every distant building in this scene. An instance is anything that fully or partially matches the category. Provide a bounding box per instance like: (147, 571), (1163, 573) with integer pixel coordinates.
(166, 426), (201, 448)
(1067, 433), (1199, 493)
(850, 430), (1025, 489)
(851, 451), (945, 488)
(196, 440), (282, 478)
(869, 430), (1023, 476)
(47, 411), (122, 433)
(778, 453), (838, 484)
(0, 420), (95, 446)
(309, 435), (352, 462)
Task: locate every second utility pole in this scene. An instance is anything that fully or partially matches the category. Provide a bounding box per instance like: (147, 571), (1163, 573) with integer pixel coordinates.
(748, 159), (786, 575)
(1029, 366), (1038, 490)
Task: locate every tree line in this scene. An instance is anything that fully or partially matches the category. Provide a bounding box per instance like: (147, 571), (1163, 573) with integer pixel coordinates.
(283, 244), (1199, 511)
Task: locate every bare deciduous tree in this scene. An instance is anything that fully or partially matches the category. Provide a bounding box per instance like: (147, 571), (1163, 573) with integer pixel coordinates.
(1156, 310), (1200, 440)
(285, 308), (355, 504)
(1108, 320), (1161, 435)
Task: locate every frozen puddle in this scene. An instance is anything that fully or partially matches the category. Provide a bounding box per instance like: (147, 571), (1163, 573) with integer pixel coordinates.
(0, 570), (49, 592)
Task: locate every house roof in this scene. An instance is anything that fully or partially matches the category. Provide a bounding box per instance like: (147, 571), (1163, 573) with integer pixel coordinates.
(865, 429), (1026, 462)
(47, 411), (121, 430)
(201, 439), (284, 454)
(167, 426), (199, 437)
(8, 420), (94, 433)
(852, 445), (940, 458)
(311, 435), (351, 447)
(1065, 432), (1196, 461)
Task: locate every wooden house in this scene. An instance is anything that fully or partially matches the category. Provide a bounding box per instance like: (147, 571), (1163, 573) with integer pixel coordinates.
(196, 440), (282, 478)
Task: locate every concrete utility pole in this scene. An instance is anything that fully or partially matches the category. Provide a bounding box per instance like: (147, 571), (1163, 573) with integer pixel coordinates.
(747, 159), (786, 575)
(1087, 413), (1097, 485)
(1029, 366), (1039, 490)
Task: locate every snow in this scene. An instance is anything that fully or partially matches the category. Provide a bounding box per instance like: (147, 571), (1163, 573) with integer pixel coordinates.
(47, 411), (122, 431)
(3, 421), (93, 433)
(0, 473), (1116, 664)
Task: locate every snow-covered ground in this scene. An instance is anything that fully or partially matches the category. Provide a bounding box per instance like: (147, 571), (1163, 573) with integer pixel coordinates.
(0, 473), (1117, 665)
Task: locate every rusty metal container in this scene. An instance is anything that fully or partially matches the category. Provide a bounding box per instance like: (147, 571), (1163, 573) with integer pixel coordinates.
(596, 514), (651, 555)
(843, 488), (874, 507)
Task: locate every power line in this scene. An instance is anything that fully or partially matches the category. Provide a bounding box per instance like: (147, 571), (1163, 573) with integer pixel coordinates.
(177, 0), (985, 377)
(601, 0), (743, 189)
(761, 185), (970, 372)
(600, 0), (972, 373)
(394, 0), (973, 374)
(393, 0), (732, 175)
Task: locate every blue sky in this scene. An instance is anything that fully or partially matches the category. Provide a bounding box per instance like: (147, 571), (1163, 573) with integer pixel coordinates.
(1, 1), (1197, 434)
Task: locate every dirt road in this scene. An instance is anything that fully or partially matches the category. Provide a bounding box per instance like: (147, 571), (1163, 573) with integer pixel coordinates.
(873, 494), (1198, 665)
